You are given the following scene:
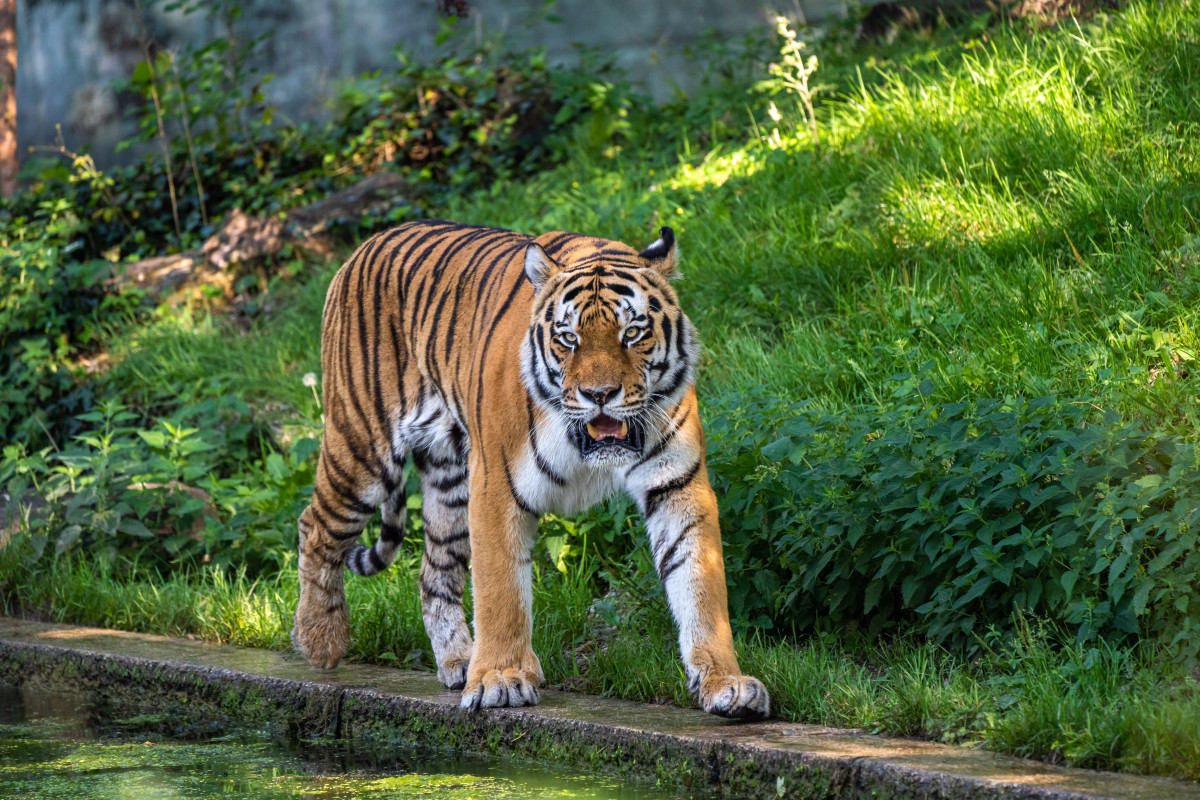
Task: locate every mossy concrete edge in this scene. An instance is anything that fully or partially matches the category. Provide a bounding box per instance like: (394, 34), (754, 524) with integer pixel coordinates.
(0, 620), (1195, 800)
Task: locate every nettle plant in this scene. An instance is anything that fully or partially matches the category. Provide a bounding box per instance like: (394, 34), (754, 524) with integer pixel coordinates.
(0, 398), (319, 573)
(706, 376), (1200, 658)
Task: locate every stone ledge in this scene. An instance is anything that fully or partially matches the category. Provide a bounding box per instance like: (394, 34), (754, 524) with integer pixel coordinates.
(0, 618), (1195, 800)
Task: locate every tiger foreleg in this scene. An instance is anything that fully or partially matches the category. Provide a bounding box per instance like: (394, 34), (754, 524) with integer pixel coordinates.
(634, 405), (770, 720)
(459, 466), (543, 710)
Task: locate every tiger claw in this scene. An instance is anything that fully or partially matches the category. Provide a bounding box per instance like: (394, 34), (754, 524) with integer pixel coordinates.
(439, 655), (471, 690)
(460, 667), (540, 711)
(699, 674), (770, 720)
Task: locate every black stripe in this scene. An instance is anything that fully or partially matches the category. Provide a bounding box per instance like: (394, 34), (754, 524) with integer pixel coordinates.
(328, 397), (382, 480)
(314, 492), (361, 526)
(441, 495), (470, 509)
(368, 231), (397, 467)
(531, 327), (561, 404)
(368, 545), (388, 573)
(534, 449), (567, 487)
(502, 454), (539, 516)
(414, 450), (460, 471)
(602, 282), (635, 297)
(660, 314), (674, 360)
(474, 263), (535, 440)
(386, 486), (407, 515)
(448, 424), (467, 459)
(429, 472), (467, 492)
(343, 254), (386, 478)
(427, 529), (469, 546)
(560, 280), (593, 305)
(418, 226), (492, 330)
(321, 453), (377, 516)
(426, 551), (470, 571)
(328, 524), (367, 541)
(380, 521), (404, 544)
(468, 232), (527, 337)
(400, 221), (471, 300)
(629, 405), (690, 473)
(655, 521), (696, 573)
(420, 584), (463, 605)
(643, 459), (702, 520)
(526, 397), (567, 486)
(657, 531), (695, 583)
(658, 554), (686, 583)
(387, 316), (406, 416)
(659, 364), (690, 399)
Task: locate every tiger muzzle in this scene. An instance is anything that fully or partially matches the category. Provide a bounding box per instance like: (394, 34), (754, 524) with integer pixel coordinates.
(571, 412), (644, 457)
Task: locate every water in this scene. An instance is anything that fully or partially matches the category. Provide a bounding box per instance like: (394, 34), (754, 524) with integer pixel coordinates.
(0, 686), (684, 799)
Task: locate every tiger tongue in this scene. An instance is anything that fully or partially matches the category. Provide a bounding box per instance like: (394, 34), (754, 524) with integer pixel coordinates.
(586, 414), (627, 441)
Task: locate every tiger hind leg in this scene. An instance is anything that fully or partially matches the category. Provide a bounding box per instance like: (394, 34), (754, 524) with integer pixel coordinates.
(293, 445), (389, 670)
(414, 446), (474, 689)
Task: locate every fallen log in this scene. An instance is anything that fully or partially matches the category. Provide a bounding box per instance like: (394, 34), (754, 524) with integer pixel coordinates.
(113, 171), (407, 296)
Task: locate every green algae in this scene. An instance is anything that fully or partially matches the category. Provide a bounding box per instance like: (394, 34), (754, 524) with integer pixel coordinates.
(0, 688), (679, 800)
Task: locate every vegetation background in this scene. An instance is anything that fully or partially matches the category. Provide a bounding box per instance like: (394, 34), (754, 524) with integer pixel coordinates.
(2, 0), (1200, 782)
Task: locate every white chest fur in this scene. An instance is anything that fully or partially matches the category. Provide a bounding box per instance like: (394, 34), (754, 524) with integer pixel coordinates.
(509, 411), (625, 515)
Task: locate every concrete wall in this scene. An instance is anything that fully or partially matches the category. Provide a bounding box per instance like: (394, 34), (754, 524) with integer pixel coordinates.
(17, 0), (841, 166)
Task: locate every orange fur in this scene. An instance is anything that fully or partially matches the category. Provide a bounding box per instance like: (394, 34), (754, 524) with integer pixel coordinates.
(291, 220), (769, 719)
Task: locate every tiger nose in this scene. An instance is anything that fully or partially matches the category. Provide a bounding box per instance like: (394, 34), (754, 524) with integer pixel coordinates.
(579, 385), (619, 406)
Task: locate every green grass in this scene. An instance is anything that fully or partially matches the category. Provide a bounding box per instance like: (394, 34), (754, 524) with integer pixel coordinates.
(3, 545), (1198, 780)
(109, 1), (1200, 435)
(6, 0), (1200, 785)
(442, 1), (1200, 425)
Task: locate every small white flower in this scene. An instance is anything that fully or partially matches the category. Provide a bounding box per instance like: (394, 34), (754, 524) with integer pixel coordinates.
(302, 372), (318, 388)
(767, 101), (782, 123)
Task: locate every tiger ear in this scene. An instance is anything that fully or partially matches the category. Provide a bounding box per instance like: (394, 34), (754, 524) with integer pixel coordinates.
(638, 226), (680, 280)
(524, 242), (559, 293)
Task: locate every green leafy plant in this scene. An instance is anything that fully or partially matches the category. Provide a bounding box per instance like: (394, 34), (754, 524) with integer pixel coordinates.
(707, 376), (1200, 658)
(0, 198), (145, 447)
(0, 397), (314, 572)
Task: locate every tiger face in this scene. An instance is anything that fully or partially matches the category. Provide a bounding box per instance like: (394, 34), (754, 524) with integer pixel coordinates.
(522, 227), (697, 466)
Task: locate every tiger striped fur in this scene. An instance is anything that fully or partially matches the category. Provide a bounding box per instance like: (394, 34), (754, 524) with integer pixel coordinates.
(291, 219), (769, 719)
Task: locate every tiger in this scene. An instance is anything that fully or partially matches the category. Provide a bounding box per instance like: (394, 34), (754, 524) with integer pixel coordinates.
(291, 219), (770, 720)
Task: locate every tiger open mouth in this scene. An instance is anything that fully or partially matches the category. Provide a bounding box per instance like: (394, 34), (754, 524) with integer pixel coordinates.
(573, 412), (644, 457)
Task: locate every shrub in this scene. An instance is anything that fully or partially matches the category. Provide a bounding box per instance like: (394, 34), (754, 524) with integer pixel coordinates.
(707, 374), (1200, 658)
(0, 200), (146, 446)
(0, 398), (316, 574)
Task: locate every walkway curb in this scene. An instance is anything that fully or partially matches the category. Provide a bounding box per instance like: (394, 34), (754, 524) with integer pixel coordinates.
(0, 619), (1195, 800)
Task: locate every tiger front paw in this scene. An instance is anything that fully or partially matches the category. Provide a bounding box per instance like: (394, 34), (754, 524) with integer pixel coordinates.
(437, 651), (472, 690)
(460, 666), (542, 710)
(292, 589), (349, 670)
(699, 673), (770, 720)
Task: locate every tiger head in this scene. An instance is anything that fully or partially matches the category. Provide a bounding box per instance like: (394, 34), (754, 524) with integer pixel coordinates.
(521, 227), (698, 466)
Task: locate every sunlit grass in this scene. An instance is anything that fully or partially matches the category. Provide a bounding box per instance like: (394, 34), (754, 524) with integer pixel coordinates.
(432, 1), (1200, 431)
(4, 544), (1199, 781)
(106, 1), (1200, 432)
